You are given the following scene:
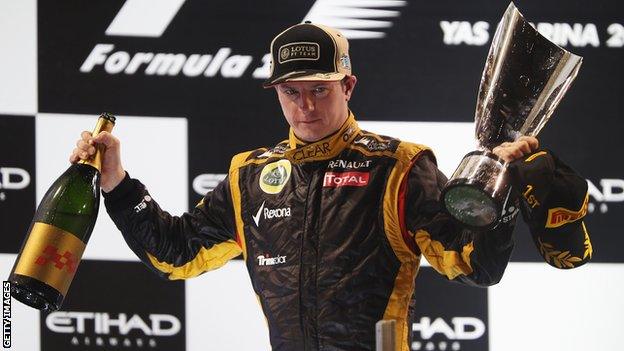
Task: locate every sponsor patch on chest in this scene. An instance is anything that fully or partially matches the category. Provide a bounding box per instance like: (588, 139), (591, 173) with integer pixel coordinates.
(259, 159), (292, 194)
(327, 159), (372, 170)
(257, 254), (287, 266)
(323, 171), (370, 187)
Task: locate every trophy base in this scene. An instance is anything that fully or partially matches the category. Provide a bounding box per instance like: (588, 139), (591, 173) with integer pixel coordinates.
(442, 151), (511, 230)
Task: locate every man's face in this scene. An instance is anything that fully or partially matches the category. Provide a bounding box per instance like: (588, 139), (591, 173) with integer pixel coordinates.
(275, 76), (357, 142)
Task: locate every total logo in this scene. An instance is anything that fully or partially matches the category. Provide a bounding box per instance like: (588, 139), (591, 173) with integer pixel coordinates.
(587, 179), (623, 214)
(46, 311), (181, 348)
(323, 171), (369, 187)
(0, 167), (31, 201)
(252, 201), (291, 227)
(80, 0), (406, 78)
(411, 316), (485, 351)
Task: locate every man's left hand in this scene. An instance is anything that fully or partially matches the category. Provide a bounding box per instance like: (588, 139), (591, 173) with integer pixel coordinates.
(492, 136), (539, 163)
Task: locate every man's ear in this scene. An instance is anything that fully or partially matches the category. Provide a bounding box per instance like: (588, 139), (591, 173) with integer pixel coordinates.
(343, 75), (357, 101)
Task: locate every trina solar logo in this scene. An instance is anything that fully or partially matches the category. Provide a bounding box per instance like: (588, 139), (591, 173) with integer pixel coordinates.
(587, 178), (623, 214)
(45, 311), (181, 348)
(80, 0), (406, 78)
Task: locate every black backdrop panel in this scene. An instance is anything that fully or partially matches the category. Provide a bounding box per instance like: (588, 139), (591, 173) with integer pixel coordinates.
(0, 115), (36, 254)
(40, 260), (186, 351)
(410, 267), (489, 351)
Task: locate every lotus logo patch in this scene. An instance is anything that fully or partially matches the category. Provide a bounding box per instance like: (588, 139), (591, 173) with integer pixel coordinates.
(278, 42), (320, 63)
(259, 159), (292, 194)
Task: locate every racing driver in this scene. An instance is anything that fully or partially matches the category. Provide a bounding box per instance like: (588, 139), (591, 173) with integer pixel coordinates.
(70, 23), (592, 351)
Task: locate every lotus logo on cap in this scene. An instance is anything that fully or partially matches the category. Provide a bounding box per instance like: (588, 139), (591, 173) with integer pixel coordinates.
(278, 42), (320, 63)
(280, 48), (290, 61)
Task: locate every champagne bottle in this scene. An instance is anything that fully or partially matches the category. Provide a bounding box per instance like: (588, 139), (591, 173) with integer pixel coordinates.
(7, 113), (116, 311)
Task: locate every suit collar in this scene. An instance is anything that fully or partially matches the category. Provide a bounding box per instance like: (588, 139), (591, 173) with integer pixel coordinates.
(285, 111), (359, 163)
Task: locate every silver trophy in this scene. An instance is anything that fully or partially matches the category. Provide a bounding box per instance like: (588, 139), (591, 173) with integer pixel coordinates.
(441, 2), (583, 229)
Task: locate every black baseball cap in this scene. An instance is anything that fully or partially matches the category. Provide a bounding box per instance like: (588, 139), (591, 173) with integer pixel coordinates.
(509, 148), (589, 227)
(263, 22), (352, 87)
(509, 149), (591, 268)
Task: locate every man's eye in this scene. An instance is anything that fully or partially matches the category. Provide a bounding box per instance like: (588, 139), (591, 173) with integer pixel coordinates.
(284, 89), (297, 96)
(313, 87), (327, 94)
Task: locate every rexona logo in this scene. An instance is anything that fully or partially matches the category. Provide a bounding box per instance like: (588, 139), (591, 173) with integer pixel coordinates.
(257, 254), (287, 266)
(45, 311), (181, 348)
(259, 160), (292, 194)
(587, 179), (624, 214)
(252, 201), (291, 227)
(0, 167), (31, 201)
(411, 317), (486, 351)
(323, 172), (369, 187)
(80, 0), (405, 78)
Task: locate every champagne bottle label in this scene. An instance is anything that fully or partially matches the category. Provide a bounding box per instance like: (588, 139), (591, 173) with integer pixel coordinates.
(13, 222), (86, 296)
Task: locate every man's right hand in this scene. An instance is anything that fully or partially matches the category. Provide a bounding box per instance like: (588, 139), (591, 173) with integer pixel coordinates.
(70, 131), (126, 193)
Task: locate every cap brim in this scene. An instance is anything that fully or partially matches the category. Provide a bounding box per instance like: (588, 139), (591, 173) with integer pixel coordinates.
(263, 70), (346, 88)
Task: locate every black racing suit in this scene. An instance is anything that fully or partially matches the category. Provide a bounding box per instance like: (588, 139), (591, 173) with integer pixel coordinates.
(104, 112), (591, 351)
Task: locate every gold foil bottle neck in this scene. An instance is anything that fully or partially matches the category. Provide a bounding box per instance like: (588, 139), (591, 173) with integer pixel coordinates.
(78, 113), (116, 172)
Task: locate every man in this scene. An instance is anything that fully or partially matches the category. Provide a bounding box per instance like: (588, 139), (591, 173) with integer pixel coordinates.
(71, 23), (591, 351)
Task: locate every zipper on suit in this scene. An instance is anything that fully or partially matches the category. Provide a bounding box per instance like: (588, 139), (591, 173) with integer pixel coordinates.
(299, 169), (314, 351)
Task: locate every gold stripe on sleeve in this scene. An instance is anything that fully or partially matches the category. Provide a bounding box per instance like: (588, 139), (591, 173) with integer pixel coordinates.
(229, 151), (253, 260)
(414, 229), (474, 279)
(147, 240), (241, 280)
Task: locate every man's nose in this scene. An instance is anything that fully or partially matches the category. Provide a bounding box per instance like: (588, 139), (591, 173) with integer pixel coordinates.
(298, 92), (315, 112)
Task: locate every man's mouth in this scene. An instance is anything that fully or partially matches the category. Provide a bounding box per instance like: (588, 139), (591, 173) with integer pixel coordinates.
(300, 119), (321, 125)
